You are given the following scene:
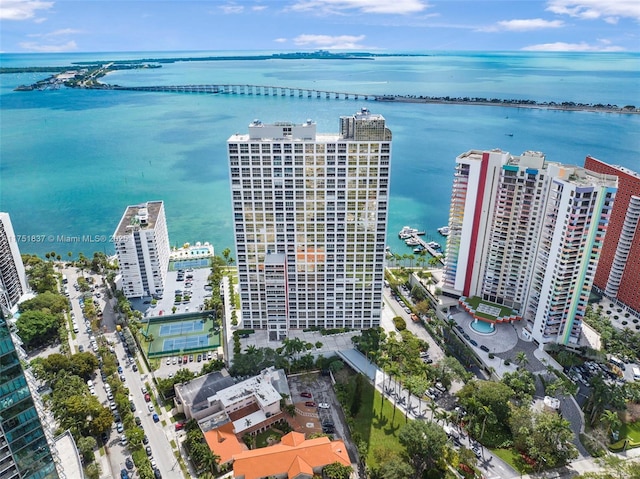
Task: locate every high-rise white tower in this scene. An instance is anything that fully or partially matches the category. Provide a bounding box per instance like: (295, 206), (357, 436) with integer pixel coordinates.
(228, 109), (392, 340)
(0, 212), (29, 312)
(114, 201), (170, 299)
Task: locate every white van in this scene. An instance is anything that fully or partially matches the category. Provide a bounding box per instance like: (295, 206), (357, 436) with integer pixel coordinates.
(633, 366), (640, 381)
(87, 380), (93, 388)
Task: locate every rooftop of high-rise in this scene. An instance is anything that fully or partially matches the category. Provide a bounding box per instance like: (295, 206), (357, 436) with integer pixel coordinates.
(114, 200), (163, 237)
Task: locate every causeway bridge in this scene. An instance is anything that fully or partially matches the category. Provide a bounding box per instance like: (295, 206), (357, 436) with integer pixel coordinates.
(110, 84), (378, 100)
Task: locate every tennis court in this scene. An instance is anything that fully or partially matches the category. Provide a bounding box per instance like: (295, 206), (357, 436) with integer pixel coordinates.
(145, 311), (221, 357)
(163, 335), (210, 351)
(169, 258), (210, 271)
(159, 320), (204, 337)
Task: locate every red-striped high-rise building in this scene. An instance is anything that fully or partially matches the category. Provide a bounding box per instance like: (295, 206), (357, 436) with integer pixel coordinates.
(584, 157), (640, 316)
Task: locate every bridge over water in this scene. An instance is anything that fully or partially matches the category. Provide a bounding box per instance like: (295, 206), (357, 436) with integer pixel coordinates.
(111, 84), (378, 100)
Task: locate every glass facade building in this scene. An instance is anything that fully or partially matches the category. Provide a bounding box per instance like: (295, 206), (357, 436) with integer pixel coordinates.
(0, 314), (59, 479)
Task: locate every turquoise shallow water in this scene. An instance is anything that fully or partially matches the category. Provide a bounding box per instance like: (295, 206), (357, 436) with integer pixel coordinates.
(1, 51), (639, 258)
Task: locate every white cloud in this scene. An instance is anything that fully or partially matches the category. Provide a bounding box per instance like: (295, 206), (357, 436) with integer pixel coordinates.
(252, 5), (267, 11)
(274, 37), (287, 43)
(19, 40), (77, 52)
(219, 4), (244, 14)
(0, 0), (53, 20)
(293, 34), (366, 49)
(27, 28), (83, 38)
(522, 41), (626, 52)
(497, 18), (565, 31)
(291, 0), (428, 15)
(546, 0), (640, 22)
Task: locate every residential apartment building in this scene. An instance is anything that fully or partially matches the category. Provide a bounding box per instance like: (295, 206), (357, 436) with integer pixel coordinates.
(443, 149), (617, 345)
(0, 213), (29, 312)
(113, 201), (170, 299)
(583, 157), (640, 316)
(228, 109), (392, 339)
(0, 313), (60, 479)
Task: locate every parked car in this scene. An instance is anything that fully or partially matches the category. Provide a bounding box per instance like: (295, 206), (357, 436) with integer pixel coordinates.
(144, 393), (151, 402)
(318, 403), (330, 409)
(135, 417), (142, 426)
(300, 392), (312, 398)
(120, 469), (130, 479)
(148, 403), (155, 412)
(146, 446), (152, 457)
(125, 457), (134, 470)
(174, 422), (184, 431)
(116, 422), (124, 433)
(129, 401), (136, 412)
(153, 468), (162, 479)
(152, 413), (159, 423)
(142, 435), (149, 445)
(305, 401), (316, 407)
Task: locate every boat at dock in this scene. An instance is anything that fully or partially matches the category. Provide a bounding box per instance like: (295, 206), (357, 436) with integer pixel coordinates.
(399, 226), (426, 239)
(405, 238), (421, 246)
(428, 241), (442, 251)
(437, 226), (450, 236)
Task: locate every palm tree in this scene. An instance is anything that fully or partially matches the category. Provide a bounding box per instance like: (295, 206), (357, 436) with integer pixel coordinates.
(478, 404), (493, 440)
(600, 409), (621, 440)
(435, 409), (448, 425)
(201, 449), (220, 474)
(515, 351), (529, 369)
(427, 401), (438, 421)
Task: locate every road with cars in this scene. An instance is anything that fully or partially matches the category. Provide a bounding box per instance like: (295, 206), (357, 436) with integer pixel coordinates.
(62, 266), (182, 479)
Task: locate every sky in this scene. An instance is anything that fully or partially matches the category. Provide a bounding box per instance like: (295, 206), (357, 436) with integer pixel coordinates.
(0, 0), (639, 53)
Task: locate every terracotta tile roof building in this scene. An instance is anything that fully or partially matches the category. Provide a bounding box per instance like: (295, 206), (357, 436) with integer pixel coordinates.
(203, 422), (248, 466)
(232, 431), (351, 479)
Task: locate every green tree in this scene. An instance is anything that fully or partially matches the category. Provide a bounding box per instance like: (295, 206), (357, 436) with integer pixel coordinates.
(515, 351), (529, 369)
(16, 309), (61, 349)
(19, 291), (69, 314)
(501, 370), (536, 403)
(377, 457), (414, 479)
(84, 463), (101, 479)
(529, 410), (578, 470)
(323, 462), (353, 479)
(126, 426), (145, 448)
(457, 380), (514, 445)
(69, 352), (99, 379)
(23, 256), (58, 293)
(398, 420), (448, 478)
(77, 436), (97, 463)
(599, 409), (622, 440)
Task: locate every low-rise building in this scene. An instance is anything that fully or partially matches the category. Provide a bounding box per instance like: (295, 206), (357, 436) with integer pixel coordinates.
(232, 431), (351, 479)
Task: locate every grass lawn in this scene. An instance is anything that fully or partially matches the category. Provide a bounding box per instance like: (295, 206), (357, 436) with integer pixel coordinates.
(464, 296), (513, 319)
(610, 420), (640, 450)
(254, 429), (283, 448)
(492, 448), (518, 469)
(348, 376), (408, 469)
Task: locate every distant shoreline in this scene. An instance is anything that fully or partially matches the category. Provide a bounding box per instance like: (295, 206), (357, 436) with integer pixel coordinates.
(6, 51), (638, 115)
(375, 96), (639, 114)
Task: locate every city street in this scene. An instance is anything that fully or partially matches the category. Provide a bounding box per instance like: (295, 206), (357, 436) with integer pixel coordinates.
(61, 266), (184, 479)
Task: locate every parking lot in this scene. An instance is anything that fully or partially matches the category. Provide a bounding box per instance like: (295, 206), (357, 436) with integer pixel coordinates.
(286, 372), (357, 462)
(131, 267), (212, 319)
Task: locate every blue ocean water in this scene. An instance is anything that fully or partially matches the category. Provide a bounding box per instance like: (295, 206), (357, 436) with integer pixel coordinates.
(1, 51), (639, 258)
